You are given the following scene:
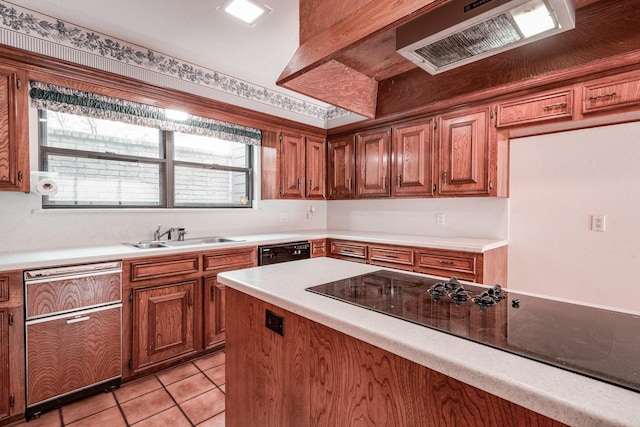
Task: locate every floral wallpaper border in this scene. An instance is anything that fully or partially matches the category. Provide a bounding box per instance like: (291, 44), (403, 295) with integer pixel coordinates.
(0, 1), (351, 122)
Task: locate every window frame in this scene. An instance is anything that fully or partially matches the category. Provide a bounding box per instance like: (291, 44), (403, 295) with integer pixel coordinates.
(38, 110), (254, 209)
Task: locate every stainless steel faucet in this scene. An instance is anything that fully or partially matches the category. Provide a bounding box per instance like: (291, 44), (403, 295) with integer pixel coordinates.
(153, 225), (187, 241)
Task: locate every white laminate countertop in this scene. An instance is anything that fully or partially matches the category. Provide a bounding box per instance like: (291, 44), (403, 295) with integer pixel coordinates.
(0, 230), (507, 271)
(217, 257), (640, 427)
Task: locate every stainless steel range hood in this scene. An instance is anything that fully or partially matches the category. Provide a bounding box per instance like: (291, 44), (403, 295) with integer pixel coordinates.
(396, 0), (575, 74)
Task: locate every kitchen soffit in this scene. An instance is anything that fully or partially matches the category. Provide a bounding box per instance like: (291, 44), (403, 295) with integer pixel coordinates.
(278, 0), (640, 120)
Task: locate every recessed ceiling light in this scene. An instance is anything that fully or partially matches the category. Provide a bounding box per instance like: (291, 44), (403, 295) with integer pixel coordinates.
(221, 0), (271, 25)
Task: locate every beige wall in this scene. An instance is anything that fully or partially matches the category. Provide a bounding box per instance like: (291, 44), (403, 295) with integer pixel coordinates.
(509, 121), (640, 312)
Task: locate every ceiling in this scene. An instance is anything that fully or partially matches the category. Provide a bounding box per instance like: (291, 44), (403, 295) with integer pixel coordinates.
(4, 0), (343, 124)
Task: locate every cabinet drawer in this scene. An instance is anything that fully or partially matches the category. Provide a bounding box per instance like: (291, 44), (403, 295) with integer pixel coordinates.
(497, 90), (573, 127)
(129, 255), (200, 282)
(369, 245), (414, 268)
(417, 252), (477, 277)
(583, 73), (640, 114)
(203, 248), (257, 274)
(329, 240), (367, 260)
(26, 271), (121, 319)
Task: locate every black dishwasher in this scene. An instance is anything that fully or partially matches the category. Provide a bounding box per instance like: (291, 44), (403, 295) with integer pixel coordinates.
(258, 241), (311, 265)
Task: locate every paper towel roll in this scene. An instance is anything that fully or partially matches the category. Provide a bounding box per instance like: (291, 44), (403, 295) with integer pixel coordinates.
(35, 179), (58, 195)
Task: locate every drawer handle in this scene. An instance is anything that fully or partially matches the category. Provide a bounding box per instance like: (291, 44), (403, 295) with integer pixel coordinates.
(437, 260), (455, 265)
(542, 102), (567, 110)
(383, 253), (398, 258)
(341, 249), (354, 253)
(66, 316), (90, 324)
(588, 92), (617, 101)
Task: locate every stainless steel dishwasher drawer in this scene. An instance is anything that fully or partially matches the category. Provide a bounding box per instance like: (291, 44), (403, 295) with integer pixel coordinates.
(26, 304), (122, 407)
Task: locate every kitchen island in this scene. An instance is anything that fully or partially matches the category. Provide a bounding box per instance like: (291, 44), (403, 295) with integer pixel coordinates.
(218, 258), (640, 427)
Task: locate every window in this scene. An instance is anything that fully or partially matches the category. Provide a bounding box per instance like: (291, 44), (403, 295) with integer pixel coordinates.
(39, 110), (254, 208)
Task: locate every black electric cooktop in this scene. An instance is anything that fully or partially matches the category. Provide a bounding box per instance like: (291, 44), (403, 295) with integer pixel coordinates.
(306, 270), (640, 393)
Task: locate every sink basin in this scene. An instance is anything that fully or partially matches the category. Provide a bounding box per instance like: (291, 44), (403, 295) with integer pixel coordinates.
(124, 236), (244, 249)
(163, 236), (243, 246)
(124, 241), (169, 249)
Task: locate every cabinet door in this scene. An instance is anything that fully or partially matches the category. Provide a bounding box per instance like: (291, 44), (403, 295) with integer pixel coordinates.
(438, 107), (491, 196)
(280, 132), (305, 198)
(356, 129), (390, 198)
(0, 66), (28, 192)
(392, 119), (435, 197)
(0, 271), (24, 421)
(204, 276), (226, 349)
(310, 239), (327, 258)
(328, 136), (355, 199)
(0, 308), (8, 420)
(305, 136), (326, 199)
(132, 281), (197, 371)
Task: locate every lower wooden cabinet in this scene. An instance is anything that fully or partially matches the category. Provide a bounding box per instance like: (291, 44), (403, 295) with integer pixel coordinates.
(132, 281), (197, 371)
(226, 289), (566, 427)
(202, 247), (257, 350)
(204, 276), (226, 349)
(0, 271), (25, 424)
(310, 239), (327, 258)
(123, 247), (256, 379)
(328, 239), (507, 286)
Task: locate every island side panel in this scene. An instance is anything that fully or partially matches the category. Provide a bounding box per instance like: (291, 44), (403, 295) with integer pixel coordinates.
(309, 319), (567, 427)
(226, 288), (567, 427)
(225, 288), (310, 427)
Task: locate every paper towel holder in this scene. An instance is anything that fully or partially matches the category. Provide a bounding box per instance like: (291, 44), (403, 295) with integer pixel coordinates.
(30, 171), (59, 195)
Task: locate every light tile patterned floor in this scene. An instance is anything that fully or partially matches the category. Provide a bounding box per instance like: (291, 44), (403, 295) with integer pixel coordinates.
(9, 351), (226, 427)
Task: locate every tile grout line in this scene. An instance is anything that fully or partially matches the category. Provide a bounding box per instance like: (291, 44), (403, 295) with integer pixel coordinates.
(50, 352), (227, 427)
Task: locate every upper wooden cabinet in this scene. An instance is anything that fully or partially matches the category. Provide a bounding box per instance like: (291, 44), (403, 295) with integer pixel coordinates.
(305, 136), (326, 199)
(328, 135), (355, 199)
(356, 128), (390, 198)
(497, 89), (574, 128)
(280, 132), (306, 198)
(279, 131), (326, 199)
(582, 70), (640, 115)
(391, 119), (435, 197)
(438, 106), (504, 197)
(0, 65), (29, 192)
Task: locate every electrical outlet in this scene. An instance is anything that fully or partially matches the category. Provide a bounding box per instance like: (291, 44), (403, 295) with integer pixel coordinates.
(279, 212), (289, 222)
(436, 212), (445, 225)
(591, 214), (606, 232)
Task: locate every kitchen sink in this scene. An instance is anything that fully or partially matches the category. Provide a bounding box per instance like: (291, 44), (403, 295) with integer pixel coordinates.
(125, 241), (169, 249)
(124, 236), (243, 249)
